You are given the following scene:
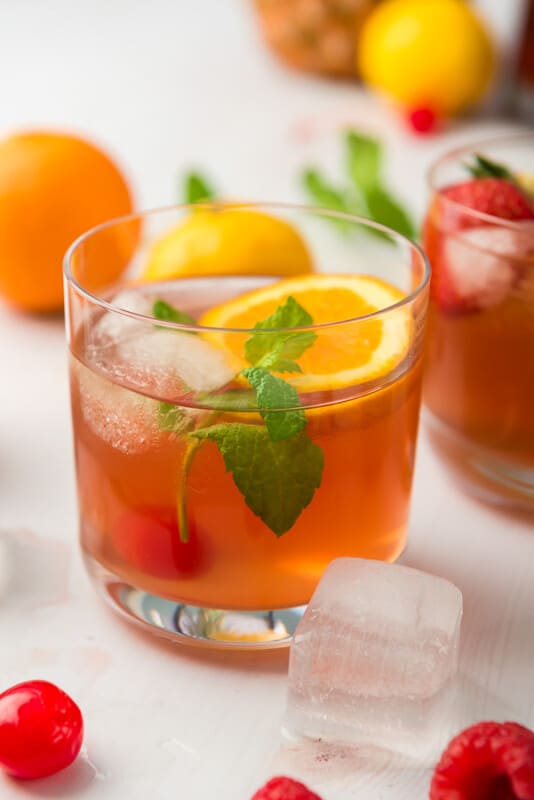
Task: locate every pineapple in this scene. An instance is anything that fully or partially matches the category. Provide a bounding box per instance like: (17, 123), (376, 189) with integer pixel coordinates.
(253, 0), (379, 78)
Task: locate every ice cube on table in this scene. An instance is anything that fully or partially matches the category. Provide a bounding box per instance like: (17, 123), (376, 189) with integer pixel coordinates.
(285, 558), (463, 762)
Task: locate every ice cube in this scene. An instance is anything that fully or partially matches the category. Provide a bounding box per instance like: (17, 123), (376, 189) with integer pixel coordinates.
(75, 360), (167, 455)
(89, 289), (237, 396)
(285, 558), (463, 762)
(445, 223), (534, 310)
(95, 288), (155, 341)
(116, 328), (237, 394)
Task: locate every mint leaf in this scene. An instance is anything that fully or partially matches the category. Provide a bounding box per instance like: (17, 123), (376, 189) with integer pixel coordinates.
(195, 389), (257, 411)
(302, 168), (352, 215)
(191, 424), (323, 536)
(301, 169), (363, 232)
(467, 155), (515, 181)
(152, 299), (197, 327)
(184, 172), (216, 204)
(245, 296), (316, 370)
(268, 359), (302, 374)
(365, 186), (416, 240)
(242, 367), (305, 442)
(158, 402), (187, 432)
(346, 130), (381, 193)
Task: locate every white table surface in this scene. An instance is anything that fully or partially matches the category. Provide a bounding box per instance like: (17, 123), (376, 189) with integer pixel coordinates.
(0, 2), (533, 798)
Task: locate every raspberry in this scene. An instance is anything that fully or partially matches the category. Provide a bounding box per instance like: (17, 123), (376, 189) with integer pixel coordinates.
(251, 775), (323, 800)
(430, 721), (534, 800)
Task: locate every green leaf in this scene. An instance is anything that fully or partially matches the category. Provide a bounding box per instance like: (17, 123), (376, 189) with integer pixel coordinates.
(242, 367), (305, 442)
(152, 299), (197, 328)
(184, 172), (216, 204)
(268, 359), (302, 374)
(245, 296), (316, 370)
(157, 402), (195, 433)
(301, 168), (363, 232)
(346, 130), (382, 192)
(190, 424), (324, 536)
(302, 168), (350, 214)
(195, 389), (258, 411)
(466, 155), (515, 181)
(365, 186), (416, 240)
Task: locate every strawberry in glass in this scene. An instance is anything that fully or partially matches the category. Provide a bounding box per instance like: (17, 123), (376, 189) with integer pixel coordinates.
(423, 136), (534, 509)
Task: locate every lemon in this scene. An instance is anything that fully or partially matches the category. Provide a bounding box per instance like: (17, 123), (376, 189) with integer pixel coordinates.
(358, 0), (495, 115)
(518, 172), (534, 198)
(142, 208), (313, 281)
(200, 274), (411, 391)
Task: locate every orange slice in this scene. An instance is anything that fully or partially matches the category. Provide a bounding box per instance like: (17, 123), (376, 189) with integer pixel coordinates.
(200, 274), (412, 391)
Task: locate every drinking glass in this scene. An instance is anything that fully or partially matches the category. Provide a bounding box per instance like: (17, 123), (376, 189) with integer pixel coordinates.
(65, 203), (429, 648)
(423, 135), (534, 510)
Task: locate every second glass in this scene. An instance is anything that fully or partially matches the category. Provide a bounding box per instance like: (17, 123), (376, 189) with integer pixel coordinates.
(65, 203), (429, 647)
(423, 135), (534, 511)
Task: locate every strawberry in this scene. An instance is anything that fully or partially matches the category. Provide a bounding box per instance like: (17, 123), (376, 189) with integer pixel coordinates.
(442, 178), (534, 224)
(425, 177), (534, 314)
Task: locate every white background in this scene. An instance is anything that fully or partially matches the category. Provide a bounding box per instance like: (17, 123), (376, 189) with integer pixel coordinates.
(0, 2), (533, 798)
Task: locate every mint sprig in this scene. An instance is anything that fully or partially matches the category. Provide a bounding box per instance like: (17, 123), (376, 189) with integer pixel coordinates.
(191, 425), (323, 537)
(152, 296), (324, 539)
(244, 295), (316, 371)
(301, 128), (416, 240)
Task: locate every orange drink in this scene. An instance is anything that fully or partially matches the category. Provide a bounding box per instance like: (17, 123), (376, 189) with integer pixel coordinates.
(423, 136), (534, 510)
(65, 204), (429, 647)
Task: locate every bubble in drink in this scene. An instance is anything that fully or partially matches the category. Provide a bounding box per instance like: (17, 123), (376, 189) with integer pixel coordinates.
(285, 558), (463, 761)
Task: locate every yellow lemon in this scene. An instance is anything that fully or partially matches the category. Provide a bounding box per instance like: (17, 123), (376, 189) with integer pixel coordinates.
(518, 172), (534, 198)
(358, 0), (495, 115)
(143, 208), (313, 281)
(200, 273), (411, 391)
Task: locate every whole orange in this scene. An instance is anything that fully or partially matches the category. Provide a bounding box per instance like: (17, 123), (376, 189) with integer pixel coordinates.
(0, 131), (136, 312)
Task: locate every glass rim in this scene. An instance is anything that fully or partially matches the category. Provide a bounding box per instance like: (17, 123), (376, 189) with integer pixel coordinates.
(427, 131), (534, 231)
(63, 201), (430, 334)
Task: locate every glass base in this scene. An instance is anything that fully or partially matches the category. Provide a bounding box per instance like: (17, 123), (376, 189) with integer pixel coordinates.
(86, 557), (305, 650)
(424, 410), (534, 513)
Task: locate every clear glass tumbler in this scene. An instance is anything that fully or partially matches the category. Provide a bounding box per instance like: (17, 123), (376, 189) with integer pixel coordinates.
(65, 203), (429, 648)
(423, 134), (534, 510)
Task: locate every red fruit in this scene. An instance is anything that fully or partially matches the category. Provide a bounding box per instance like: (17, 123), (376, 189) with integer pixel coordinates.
(407, 106), (438, 134)
(0, 681), (83, 780)
(430, 721), (534, 800)
(113, 506), (204, 580)
(442, 178), (534, 224)
(424, 177), (534, 315)
(251, 776), (323, 800)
